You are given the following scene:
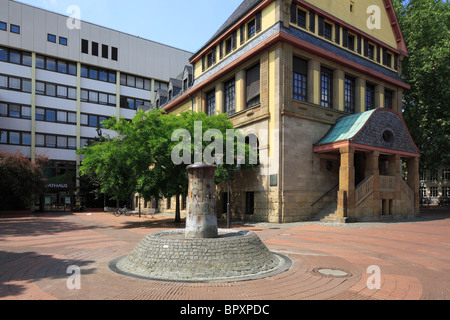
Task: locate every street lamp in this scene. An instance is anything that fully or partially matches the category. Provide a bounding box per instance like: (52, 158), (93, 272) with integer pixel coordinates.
(215, 154), (242, 229)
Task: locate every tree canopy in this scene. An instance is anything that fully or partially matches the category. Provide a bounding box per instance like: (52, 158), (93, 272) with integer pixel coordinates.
(0, 152), (47, 210)
(393, 0), (450, 173)
(77, 109), (257, 221)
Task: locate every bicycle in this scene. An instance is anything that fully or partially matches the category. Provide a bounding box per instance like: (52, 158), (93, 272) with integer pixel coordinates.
(113, 206), (131, 217)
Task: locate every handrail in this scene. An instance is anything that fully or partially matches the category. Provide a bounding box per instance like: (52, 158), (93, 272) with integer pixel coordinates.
(311, 184), (339, 207)
(355, 175), (374, 207)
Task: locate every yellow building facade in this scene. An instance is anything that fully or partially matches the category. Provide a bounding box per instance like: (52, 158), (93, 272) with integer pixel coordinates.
(153, 0), (420, 223)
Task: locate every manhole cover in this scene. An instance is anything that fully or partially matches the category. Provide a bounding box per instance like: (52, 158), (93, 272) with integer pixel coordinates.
(314, 268), (351, 278)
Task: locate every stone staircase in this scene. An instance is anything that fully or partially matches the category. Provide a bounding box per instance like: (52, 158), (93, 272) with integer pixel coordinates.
(313, 201), (348, 223)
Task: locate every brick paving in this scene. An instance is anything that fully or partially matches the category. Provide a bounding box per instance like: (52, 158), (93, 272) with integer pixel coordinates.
(0, 207), (449, 301)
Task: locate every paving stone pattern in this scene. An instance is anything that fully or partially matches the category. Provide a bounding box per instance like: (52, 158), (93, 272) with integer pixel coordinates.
(116, 229), (286, 282)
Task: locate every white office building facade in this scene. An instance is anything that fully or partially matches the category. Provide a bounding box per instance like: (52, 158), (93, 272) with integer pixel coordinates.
(0, 0), (192, 211)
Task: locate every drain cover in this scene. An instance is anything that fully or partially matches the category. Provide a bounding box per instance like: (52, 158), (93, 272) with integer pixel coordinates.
(314, 268), (351, 278)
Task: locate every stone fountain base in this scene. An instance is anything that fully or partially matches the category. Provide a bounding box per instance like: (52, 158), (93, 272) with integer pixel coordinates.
(110, 229), (292, 283)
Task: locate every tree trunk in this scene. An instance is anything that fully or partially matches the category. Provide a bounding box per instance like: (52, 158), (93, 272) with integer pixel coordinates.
(175, 194), (181, 223)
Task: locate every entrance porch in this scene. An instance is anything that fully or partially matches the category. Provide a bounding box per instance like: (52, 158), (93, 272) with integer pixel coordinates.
(314, 109), (420, 222)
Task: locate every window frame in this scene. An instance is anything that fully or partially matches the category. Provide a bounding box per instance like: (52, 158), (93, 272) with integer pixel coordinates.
(344, 76), (356, 114)
(10, 24), (20, 34)
(206, 90), (216, 116)
(224, 78), (236, 115)
(47, 34), (57, 43)
(320, 67), (333, 109)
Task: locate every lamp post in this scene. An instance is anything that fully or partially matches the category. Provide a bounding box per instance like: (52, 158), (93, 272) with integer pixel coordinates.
(216, 154), (242, 229)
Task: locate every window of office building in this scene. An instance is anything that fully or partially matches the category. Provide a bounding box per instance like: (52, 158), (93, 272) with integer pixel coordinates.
(443, 186), (450, 198)
(92, 42), (99, 56)
(112, 47), (118, 61)
(443, 169), (450, 181)
(9, 77), (21, 90)
(102, 44), (108, 59)
(48, 34), (56, 43)
(344, 76), (356, 113)
(9, 50), (21, 64)
(0, 22), (6, 31)
(81, 39), (89, 54)
(59, 37), (68, 46)
(10, 25), (20, 34)
(430, 187), (438, 197)
(293, 57), (307, 102)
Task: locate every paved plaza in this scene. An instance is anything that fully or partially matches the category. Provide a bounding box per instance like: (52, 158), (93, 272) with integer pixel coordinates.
(0, 207), (449, 301)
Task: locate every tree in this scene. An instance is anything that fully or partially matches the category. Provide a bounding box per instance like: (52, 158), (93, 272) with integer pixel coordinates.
(0, 152), (47, 210)
(77, 109), (257, 222)
(393, 0), (450, 173)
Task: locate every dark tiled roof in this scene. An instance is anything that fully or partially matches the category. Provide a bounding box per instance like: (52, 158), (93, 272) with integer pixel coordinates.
(282, 24), (406, 84)
(191, 0), (263, 60)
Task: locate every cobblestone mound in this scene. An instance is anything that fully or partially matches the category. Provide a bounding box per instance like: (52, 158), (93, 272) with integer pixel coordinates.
(112, 229), (291, 282)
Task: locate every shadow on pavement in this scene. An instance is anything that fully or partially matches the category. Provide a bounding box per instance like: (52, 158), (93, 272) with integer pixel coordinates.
(0, 250), (95, 299)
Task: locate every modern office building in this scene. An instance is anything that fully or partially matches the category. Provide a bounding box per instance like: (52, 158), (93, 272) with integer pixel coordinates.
(0, 0), (192, 211)
(160, 0), (421, 223)
(420, 167), (450, 205)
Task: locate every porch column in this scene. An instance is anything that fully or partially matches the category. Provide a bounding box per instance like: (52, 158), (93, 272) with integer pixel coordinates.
(407, 157), (420, 215)
(337, 146), (355, 221)
(364, 151), (381, 214)
(387, 154), (402, 215)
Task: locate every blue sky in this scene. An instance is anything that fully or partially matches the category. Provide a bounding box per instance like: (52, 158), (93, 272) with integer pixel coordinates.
(15, 0), (244, 53)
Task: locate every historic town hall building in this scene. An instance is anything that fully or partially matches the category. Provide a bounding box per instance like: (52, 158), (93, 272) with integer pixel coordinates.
(160, 0), (420, 223)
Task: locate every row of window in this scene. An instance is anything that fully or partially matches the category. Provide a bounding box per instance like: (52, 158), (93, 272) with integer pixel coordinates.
(1, 47), (159, 93)
(292, 56), (394, 113)
(0, 102), (110, 128)
(0, 129), (92, 150)
(81, 39), (118, 61)
(47, 34), (68, 46)
(0, 74), (32, 93)
(119, 96), (151, 110)
(120, 73), (152, 91)
(201, 11), (262, 72)
(0, 47), (32, 66)
(36, 54), (77, 75)
(290, 4), (398, 70)
(81, 64), (116, 83)
(420, 187), (450, 198)
(0, 22), (20, 34)
(81, 88), (117, 106)
(420, 169), (450, 181)
(1, 74), (153, 110)
(205, 63), (261, 116)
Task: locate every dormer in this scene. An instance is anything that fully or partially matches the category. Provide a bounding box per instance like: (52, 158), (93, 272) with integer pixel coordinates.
(155, 89), (168, 109)
(168, 78), (182, 101)
(182, 65), (193, 91)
